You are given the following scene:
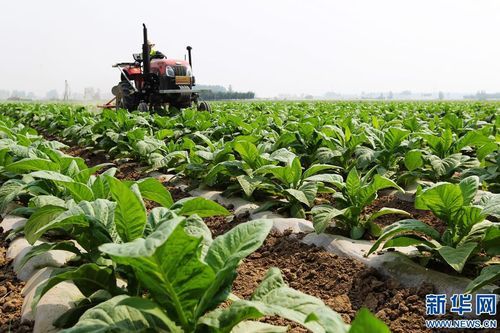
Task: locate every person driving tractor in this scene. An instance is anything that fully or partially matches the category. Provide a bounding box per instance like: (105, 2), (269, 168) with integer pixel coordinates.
(148, 41), (166, 59)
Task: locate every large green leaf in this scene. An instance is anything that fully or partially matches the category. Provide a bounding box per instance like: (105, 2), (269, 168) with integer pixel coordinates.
(136, 177), (174, 208)
(30, 170), (94, 202)
(99, 217), (214, 330)
(311, 205), (346, 233)
(107, 177), (146, 242)
(16, 241), (82, 270)
(303, 164), (337, 179)
(234, 140), (260, 168)
(59, 295), (172, 333)
(197, 220), (272, 316)
(427, 154), (462, 177)
(24, 205), (72, 244)
(116, 297), (183, 332)
(172, 197), (230, 218)
(237, 175), (263, 197)
(345, 168), (361, 198)
(231, 321), (287, 333)
(32, 264), (118, 310)
(285, 189), (311, 207)
(25, 200), (117, 244)
(465, 265), (500, 293)
(459, 176), (479, 205)
(437, 243), (477, 273)
(348, 308), (391, 333)
(0, 179), (26, 212)
(384, 127), (409, 150)
(367, 207), (411, 222)
(6, 158), (60, 173)
(404, 150), (423, 171)
(415, 182), (464, 223)
(368, 219), (441, 255)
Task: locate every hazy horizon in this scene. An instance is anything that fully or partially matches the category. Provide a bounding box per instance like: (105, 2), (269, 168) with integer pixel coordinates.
(2, 0), (500, 98)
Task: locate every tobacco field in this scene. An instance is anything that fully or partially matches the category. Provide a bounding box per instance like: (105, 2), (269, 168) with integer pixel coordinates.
(0, 101), (499, 332)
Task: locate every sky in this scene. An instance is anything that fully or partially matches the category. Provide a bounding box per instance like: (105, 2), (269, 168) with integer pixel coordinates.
(1, 0), (500, 98)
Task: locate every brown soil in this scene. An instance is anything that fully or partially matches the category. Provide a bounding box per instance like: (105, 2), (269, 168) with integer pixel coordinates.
(203, 211), (251, 237)
(206, 217), (498, 332)
(62, 146), (109, 168)
(164, 185), (191, 202)
(0, 228), (34, 332)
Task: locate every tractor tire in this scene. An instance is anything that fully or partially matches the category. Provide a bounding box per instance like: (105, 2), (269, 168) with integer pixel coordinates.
(197, 101), (211, 112)
(116, 81), (139, 111)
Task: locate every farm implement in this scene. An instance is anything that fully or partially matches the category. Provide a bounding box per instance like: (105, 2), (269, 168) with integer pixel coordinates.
(101, 24), (210, 113)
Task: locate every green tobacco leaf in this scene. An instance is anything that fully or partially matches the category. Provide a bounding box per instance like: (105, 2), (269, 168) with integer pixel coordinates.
(348, 308), (390, 333)
(303, 164), (337, 179)
(6, 158), (60, 173)
(415, 182), (464, 223)
(482, 226), (500, 256)
(173, 197), (230, 218)
(136, 177), (174, 208)
(285, 189), (311, 207)
(30, 170), (94, 202)
(59, 295), (170, 333)
(384, 127), (409, 150)
(437, 243), (477, 273)
(304, 173), (344, 186)
(100, 218), (214, 330)
(311, 205), (346, 233)
(26, 199), (117, 245)
(231, 321), (287, 333)
(476, 142), (498, 161)
(428, 154), (462, 177)
(0, 179), (26, 212)
(74, 163), (114, 184)
(480, 193), (500, 219)
(198, 220), (272, 316)
(205, 219), (272, 273)
(465, 265), (500, 293)
(198, 300), (267, 332)
(116, 297), (183, 332)
(234, 140), (260, 168)
(17, 241), (82, 270)
(107, 177), (146, 242)
(382, 235), (438, 249)
(24, 205), (71, 244)
(368, 219), (441, 255)
(237, 175), (262, 197)
(269, 148), (296, 165)
(345, 168), (361, 198)
(404, 150), (423, 171)
(459, 176), (479, 205)
(32, 264), (117, 310)
(367, 207), (411, 222)
(29, 195), (66, 208)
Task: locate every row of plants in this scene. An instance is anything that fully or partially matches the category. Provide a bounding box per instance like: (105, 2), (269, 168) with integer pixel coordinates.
(0, 113), (389, 331)
(2, 102), (499, 292)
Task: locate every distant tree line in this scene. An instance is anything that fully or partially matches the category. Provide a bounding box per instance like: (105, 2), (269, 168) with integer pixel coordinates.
(463, 91), (500, 100)
(196, 84), (255, 100)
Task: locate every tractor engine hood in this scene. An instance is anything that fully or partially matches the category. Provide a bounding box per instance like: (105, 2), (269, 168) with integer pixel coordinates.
(151, 59), (192, 76)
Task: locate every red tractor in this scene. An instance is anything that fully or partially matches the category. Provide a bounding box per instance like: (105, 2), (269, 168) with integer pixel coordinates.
(105, 24), (210, 113)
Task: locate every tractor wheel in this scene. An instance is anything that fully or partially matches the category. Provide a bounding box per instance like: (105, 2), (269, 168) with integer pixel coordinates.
(116, 81), (138, 111)
(197, 101), (211, 112)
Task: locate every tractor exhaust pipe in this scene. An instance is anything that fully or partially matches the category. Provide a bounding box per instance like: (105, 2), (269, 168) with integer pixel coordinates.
(142, 23), (150, 75)
(186, 46), (193, 69)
